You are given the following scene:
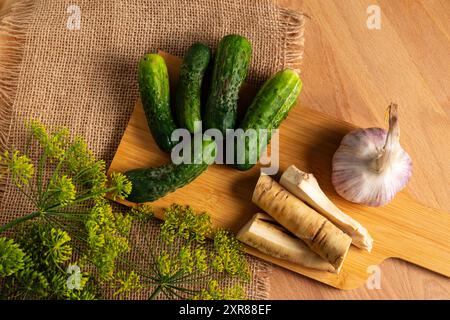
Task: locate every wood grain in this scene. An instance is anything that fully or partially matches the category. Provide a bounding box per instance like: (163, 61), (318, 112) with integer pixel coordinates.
(0, 0), (14, 12)
(1, 0), (449, 299)
(108, 51), (450, 291)
(273, 0), (450, 299)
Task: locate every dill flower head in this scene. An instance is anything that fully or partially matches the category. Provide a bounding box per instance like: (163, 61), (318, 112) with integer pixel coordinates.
(0, 237), (25, 277)
(27, 120), (69, 161)
(130, 204), (154, 221)
(112, 270), (142, 297)
(193, 280), (246, 300)
(85, 201), (132, 280)
(64, 136), (93, 173)
(212, 230), (250, 281)
(194, 245), (208, 273)
(157, 251), (178, 278)
(17, 223), (72, 268)
(47, 175), (76, 207)
(160, 204), (212, 244)
(41, 227), (73, 267)
(109, 172), (132, 200)
(0, 151), (34, 187)
(133, 204), (250, 300)
(2, 223), (97, 300)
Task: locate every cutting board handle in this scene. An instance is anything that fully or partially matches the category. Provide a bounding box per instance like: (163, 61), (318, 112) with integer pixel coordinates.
(384, 194), (450, 277)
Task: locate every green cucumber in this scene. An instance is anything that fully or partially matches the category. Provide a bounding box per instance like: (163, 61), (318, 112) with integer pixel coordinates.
(139, 53), (177, 152)
(175, 43), (211, 133)
(125, 139), (216, 203)
(204, 34), (252, 135)
(233, 69), (302, 171)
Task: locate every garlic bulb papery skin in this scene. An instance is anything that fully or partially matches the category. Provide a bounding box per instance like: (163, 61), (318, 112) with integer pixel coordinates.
(331, 104), (412, 207)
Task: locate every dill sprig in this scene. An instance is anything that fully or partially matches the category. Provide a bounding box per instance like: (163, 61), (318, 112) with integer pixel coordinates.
(0, 119), (132, 281)
(0, 237), (25, 277)
(0, 223), (97, 300)
(125, 204), (249, 300)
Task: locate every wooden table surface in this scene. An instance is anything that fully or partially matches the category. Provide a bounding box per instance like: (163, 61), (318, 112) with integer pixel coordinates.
(273, 0), (450, 299)
(1, 0), (449, 299)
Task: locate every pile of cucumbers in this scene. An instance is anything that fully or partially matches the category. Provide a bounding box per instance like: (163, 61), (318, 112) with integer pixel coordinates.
(125, 34), (302, 203)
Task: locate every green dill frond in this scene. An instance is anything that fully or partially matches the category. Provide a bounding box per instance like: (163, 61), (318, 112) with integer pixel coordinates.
(26, 119), (48, 142)
(161, 204), (212, 244)
(5, 262), (50, 299)
(1, 223), (98, 300)
(178, 245), (194, 274)
(62, 136), (107, 193)
(0, 151), (34, 187)
(85, 202), (131, 280)
(16, 223), (72, 268)
(47, 175), (76, 207)
(130, 204), (154, 221)
(0, 237), (25, 277)
(193, 280), (222, 300)
(27, 119), (69, 161)
(114, 211), (133, 236)
(129, 204), (249, 300)
(194, 246), (208, 273)
(67, 287), (97, 300)
(223, 284), (246, 300)
(0, 120), (135, 299)
(112, 270), (142, 297)
(192, 280), (245, 300)
(157, 251), (179, 278)
(1, 117), (253, 300)
(41, 228), (73, 266)
(109, 172), (132, 200)
(212, 230), (250, 281)
(63, 136), (92, 173)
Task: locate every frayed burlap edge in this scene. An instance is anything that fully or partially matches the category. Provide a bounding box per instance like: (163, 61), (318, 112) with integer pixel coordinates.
(276, 6), (306, 73)
(0, 0), (35, 203)
(249, 258), (273, 300)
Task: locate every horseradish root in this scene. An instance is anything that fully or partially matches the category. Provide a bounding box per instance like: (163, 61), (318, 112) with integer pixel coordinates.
(252, 175), (352, 271)
(237, 213), (335, 272)
(280, 165), (373, 251)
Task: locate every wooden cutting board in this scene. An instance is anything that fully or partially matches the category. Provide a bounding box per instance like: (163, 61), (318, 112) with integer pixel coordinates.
(108, 51), (450, 290)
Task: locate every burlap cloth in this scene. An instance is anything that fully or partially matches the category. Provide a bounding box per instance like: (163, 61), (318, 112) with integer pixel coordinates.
(0, 0), (305, 299)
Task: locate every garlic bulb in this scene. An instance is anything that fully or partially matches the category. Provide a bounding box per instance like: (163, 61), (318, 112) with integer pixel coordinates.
(332, 104), (412, 207)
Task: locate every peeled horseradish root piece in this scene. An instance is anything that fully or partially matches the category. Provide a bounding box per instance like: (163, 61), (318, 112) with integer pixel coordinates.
(280, 165), (373, 252)
(252, 175), (352, 272)
(237, 213), (335, 272)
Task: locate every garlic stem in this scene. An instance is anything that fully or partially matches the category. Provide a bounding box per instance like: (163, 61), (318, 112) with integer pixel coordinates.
(374, 103), (400, 173)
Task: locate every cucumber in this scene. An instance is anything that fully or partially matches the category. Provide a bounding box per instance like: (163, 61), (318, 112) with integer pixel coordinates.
(125, 139), (216, 203)
(175, 43), (211, 133)
(139, 54), (177, 152)
(204, 35), (252, 135)
(233, 69), (302, 171)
